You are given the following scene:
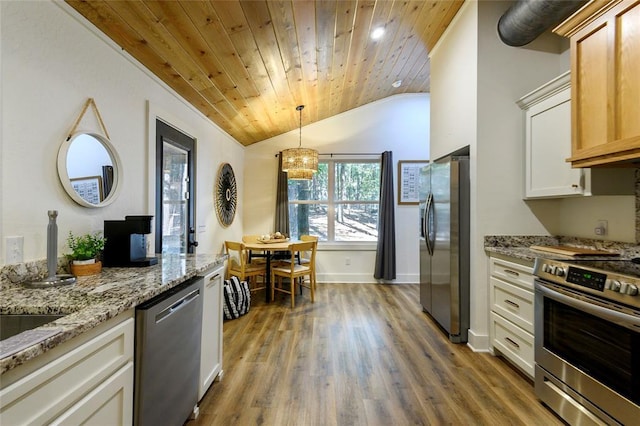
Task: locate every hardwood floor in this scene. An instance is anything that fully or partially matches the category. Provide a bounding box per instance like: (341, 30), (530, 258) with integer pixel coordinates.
(189, 283), (564, 426)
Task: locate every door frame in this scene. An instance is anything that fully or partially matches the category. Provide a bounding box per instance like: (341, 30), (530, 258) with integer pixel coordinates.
(155, 119), (197, 254)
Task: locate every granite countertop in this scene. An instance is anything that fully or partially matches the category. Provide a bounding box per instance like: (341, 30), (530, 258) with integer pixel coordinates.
(0, 253), (226, 375)
(484, 235), (640, 262)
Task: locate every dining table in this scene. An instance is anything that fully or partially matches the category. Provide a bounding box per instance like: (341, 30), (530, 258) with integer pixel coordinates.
(243, 239), (298, 302)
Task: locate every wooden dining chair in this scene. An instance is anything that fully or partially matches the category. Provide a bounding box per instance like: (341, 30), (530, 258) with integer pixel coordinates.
(241, 235), (268, 264)
(278, 235), (318, 284)
(225, 241), (267, 292)
(271, 240), (317, 308)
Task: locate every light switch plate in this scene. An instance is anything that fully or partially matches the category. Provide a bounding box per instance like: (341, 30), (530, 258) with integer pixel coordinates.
(5, 236), (24, 264)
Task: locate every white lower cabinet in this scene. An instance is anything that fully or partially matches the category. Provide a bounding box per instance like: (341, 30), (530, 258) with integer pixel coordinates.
(0, 310), (134, 425)
(199, 264), (225, 400)
(489, 255), (535, 379)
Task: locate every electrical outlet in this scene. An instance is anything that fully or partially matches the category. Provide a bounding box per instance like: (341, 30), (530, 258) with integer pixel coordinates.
(594, 220), (608, 236)
(5, 236), (24, 264)
(345, 257), (351, 266)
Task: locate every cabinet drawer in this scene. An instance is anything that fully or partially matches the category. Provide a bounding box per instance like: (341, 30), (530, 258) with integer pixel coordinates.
(490, 277), (534, 334)
(491, 312), (534, 379)
(0, 314), (134, 425)
(490, 257), (534, 290)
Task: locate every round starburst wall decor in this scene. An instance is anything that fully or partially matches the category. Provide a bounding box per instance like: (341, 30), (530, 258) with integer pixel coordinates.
(215, 163), (237, 227)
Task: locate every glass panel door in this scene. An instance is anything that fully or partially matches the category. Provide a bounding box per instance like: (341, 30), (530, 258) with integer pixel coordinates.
(155, 120), (196, 255)
(162, 143), (188, 254)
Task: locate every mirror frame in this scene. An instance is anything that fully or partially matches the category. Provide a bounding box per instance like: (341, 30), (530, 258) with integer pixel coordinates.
(57, 132), (123, 208)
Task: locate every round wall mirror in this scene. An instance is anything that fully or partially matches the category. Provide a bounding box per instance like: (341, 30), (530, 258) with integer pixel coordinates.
(57, 132), (123, 208)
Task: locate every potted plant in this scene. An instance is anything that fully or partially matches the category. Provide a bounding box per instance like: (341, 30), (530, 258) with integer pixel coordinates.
(66, 231), (106, 276)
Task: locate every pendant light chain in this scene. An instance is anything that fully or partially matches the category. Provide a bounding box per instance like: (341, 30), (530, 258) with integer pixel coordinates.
(297, 104), (304, 149)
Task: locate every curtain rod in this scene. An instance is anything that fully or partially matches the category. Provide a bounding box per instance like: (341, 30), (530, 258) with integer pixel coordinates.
(274, 152), (380, 157)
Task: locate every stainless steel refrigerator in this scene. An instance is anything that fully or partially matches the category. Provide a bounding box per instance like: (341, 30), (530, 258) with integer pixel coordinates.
(419, 152), (470, 343)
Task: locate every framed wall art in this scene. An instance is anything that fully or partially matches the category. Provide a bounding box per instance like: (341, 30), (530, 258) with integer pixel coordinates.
(70, 175), (104, 205)
(397, 160), (428, 205)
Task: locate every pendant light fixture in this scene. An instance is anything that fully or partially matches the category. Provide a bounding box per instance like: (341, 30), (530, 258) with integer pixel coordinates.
(281, 105), (318, 180)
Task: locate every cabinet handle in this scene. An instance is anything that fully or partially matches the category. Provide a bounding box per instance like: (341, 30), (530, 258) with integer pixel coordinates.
(504, 299), (520, 309)
(504, 269), (520, 277)
(504, 337), (520, 349)
(206, 273), (221, 288)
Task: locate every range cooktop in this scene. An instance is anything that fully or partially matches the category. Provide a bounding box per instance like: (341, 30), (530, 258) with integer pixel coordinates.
(533, 257), (640, 309)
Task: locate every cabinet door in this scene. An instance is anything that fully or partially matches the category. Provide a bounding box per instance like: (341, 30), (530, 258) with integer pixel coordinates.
(50, 362), (133, 426)
(523, 83), (584, 198)
(199, 265), (224, 400)
(566, 0), (640, 166)
(616, 1), (640, 142)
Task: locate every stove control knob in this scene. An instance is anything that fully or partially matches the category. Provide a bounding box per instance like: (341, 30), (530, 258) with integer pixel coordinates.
(543, 264), (551, 274)
(610, 280), (621, 292)
(605, 279), (613, 290)
(554, 267), (565, 277)
(627, 284), (638, 296)
(620, 282), (629, 294)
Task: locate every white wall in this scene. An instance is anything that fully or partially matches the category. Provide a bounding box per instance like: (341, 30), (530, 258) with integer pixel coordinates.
(430, 2), (478, 162)
(1, 1), (244, 264)
(244, 94), (430, 283)
(555, 196), (635, 242)
(430, 0), (635, 351)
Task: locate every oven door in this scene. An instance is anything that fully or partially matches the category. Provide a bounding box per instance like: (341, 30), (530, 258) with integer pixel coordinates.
(534, 280), (640, 426)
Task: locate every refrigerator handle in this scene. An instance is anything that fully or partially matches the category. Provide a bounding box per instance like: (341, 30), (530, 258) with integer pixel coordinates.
(420, 199), (427, 239)
(425, 193), (434, 256)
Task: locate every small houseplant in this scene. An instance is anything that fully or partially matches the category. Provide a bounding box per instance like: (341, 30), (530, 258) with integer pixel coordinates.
(66, 231), (106, 276)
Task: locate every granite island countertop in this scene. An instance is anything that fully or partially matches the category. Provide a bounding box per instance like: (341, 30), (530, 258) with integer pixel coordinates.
(0, 253), (226, 374)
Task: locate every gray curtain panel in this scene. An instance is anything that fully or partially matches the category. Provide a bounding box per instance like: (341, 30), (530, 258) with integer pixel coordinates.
(374, 151), (396, 280)
(274, 153), (289, 235)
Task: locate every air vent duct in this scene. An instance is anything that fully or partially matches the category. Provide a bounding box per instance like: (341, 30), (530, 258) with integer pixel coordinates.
(498, 0), (588, 47)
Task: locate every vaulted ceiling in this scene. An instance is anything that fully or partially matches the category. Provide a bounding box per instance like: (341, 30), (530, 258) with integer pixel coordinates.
(66, 1), (464, 146)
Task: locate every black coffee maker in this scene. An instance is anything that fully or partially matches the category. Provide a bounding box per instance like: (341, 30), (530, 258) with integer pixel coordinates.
(103, 215), (158, 267)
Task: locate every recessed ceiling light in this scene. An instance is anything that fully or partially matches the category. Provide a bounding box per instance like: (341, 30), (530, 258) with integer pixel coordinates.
(392, 80), (402, 88)
(371, 27), (385, 40)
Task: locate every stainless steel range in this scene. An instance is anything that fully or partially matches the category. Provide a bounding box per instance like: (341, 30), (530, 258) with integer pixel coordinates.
(533, 258), (640, 425)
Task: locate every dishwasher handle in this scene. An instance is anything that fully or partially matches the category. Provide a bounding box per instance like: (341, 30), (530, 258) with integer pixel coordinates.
(155, 288), (200, 323)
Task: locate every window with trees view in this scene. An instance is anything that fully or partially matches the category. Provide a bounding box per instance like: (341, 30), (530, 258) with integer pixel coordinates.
(288, 159), (381, 242)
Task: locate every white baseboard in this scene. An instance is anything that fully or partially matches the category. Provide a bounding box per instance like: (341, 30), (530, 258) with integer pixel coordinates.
(466, 329), (490, 352)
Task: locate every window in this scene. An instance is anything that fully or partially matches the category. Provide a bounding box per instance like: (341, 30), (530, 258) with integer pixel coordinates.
(288, 159), (381, 242)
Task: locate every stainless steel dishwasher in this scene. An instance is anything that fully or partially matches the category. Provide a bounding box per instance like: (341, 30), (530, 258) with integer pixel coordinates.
(134, 276), (203, 426)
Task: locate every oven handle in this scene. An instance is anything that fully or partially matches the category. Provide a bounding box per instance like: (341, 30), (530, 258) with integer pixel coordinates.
(536, 282), (640, 329)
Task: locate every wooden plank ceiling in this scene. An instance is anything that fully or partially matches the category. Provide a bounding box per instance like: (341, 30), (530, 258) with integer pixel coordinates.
(66, 1), (464, 146)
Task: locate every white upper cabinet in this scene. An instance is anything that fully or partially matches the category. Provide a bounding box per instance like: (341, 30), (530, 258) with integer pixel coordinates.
(517, 72), (583, 199)
(517, 72), (634, 199)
